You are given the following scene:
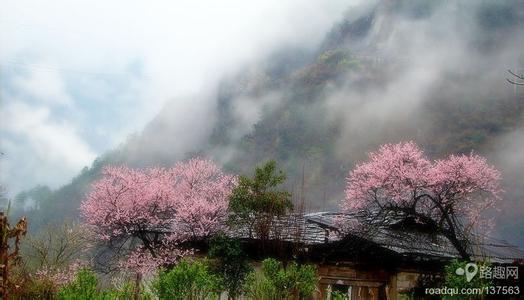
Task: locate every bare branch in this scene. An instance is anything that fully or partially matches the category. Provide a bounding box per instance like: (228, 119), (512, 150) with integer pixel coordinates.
(507, 69), (524, 85)
(508, 69), (524, 79)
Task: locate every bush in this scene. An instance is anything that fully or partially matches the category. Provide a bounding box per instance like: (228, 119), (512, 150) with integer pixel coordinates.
(57, 268), (108, 300)
(244, 258), (317, 300)
(152, 259), (221, 300)
(108, 279), (152, 300)
(244, 271), (278, 299)
(443, 260), (492, 300)
(56, 268), (152, 300)
(15, 277), (57, 299)
(208, 233), (253, 299)
(331, 290), (349, 300)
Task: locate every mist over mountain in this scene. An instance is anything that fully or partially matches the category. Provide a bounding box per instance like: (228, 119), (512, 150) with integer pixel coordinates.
(7, 0), (524, 247)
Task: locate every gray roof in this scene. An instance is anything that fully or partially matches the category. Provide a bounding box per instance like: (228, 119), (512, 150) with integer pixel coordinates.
(230, 212), (524, 264)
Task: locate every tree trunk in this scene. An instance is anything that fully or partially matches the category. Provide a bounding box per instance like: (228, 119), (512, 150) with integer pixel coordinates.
(444, 231), (471, 260)
(133, 272), (142, 300)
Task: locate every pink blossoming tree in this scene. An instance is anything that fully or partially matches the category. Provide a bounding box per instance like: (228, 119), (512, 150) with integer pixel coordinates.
(171, 158), (237, 239)
(80, 158), (237, 272)
(341, 141), (503, 259)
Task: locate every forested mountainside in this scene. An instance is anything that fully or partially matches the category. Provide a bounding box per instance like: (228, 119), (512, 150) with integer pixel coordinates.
(9, 0), (524, 246)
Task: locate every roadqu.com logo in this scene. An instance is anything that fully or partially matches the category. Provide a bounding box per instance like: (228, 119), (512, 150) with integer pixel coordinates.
(456, 262), (478, 282)
(455, 263), (518, 282)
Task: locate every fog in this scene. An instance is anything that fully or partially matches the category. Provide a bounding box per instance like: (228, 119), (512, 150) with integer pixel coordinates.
(0, 0), (355, 195)
(320, 0), (524, 244)
(1, 0), (523, 245)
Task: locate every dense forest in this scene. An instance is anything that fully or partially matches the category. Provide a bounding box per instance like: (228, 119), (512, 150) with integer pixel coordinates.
(5, 0), (524, 249)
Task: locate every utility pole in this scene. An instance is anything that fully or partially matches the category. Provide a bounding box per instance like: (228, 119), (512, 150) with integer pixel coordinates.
(0, 212), (27, 299)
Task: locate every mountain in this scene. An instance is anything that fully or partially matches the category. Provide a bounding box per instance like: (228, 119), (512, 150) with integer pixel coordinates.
(9, 0), (524, 246)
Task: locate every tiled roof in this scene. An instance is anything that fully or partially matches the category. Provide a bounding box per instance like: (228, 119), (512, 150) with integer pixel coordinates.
(229, 212), (524, 264)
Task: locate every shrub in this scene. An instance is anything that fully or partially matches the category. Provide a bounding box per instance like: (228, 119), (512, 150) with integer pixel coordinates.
(331, 290), (349, 300)
(244, 258), (317, 300)
(56, 268), (152, 300)
(208, 233), (253, 299)
(107, 279), (152, 300)
(443, 260), (492, 299)
(15, 276), (57, 299)
(244, 271), (278, 299)
(151, 259), (221, 300)
(57, 268), (108, 300)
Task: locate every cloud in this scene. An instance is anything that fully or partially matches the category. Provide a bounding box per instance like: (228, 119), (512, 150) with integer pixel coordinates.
(313, 1), (524, 245)
(0, 0), (356, 194)
(323, 1), (524, 160)
(11, 67), (73, 106)
(0, 100), (95, 193)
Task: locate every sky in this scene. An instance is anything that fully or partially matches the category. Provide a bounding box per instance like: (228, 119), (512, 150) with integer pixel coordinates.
(0, 0), (355, 195)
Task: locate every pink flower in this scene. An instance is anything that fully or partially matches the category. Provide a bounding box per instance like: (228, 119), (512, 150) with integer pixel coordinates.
(341, 141), (502, 234)
(34, 260), (88, 286)
(80, 158), (237, 275)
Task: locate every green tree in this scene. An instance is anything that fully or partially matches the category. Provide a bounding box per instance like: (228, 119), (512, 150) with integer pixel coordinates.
(207, 233), (253, 299)
(151, 259), (220, 300)
(228, 160), (293, 241)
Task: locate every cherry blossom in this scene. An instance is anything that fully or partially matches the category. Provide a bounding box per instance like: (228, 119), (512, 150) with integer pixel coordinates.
(80, 158), (237, 272)
(34, 260), (88, 286)
(341, 141), (502, 259)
